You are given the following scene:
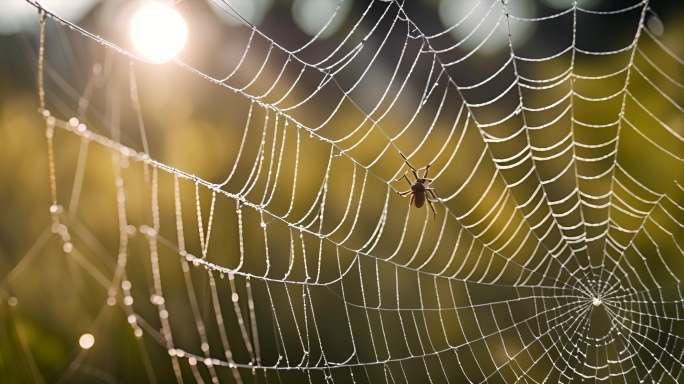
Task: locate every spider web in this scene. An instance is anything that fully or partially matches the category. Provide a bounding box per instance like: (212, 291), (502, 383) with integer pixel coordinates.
(9, 0), (684, 382)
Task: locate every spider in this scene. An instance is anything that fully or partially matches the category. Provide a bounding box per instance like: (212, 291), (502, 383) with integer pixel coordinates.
(395, 153), (439, 217)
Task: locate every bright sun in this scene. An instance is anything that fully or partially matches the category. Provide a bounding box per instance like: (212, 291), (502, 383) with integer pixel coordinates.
(129, 1), (188, 64)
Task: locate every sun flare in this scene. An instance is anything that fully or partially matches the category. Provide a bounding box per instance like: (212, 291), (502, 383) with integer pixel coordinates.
(129, 1), (187, 64)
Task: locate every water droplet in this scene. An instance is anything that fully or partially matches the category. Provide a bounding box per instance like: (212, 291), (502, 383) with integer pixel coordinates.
(78, 333), (95, 349)
(126, 225), (137, 235)
(646, 14), (664, 37)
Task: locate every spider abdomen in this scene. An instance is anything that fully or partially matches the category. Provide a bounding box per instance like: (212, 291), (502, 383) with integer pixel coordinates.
(413, 191), (426, 208)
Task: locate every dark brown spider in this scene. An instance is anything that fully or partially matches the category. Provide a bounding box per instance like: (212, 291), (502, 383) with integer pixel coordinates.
(395, 153), (439, 217)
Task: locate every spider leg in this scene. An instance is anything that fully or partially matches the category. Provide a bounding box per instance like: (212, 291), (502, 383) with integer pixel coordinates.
(394, 171), (414, 187)
(427, 198), (437, 218)
(397, 190), (411, 196)
(422, 163), (431, 179)
(411, 169), (419, 180)
(399, 152), (419, 172)
(402, 174), (413, 187)
(394, 170), (407, 182)
(409, 194), (415, 207)
(427, 189), (439, 201)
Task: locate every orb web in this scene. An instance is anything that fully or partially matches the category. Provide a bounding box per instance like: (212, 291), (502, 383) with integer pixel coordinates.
(10, 0), (684, 382)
